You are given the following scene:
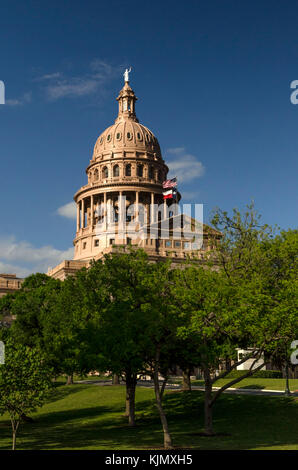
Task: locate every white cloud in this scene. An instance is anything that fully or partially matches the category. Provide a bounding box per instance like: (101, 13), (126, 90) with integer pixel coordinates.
(6, 92), (32, 106)
(0, 261), (31, 278)
(166, 147), (205, 183)
(90, 59), (113, 77)
(0, 236), (74, 277)
(57, 202), (76, 220)
(46, 78), (99, 100)
(33, 72), (62, 81)
(166, 147), (185, 155)
(37, 59), (116, 101)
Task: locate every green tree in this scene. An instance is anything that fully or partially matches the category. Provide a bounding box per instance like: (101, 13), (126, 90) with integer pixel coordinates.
(86, 249), (175, 434)
(172, 204), (298, 435)
(80, 249), (180, 448)
(0, 273), (89, 383)
(4, 273), (62, 351)
(0, 338), (53, 449)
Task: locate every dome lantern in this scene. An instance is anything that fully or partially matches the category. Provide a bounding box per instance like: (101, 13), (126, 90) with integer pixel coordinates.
(116, 75), (138, 122)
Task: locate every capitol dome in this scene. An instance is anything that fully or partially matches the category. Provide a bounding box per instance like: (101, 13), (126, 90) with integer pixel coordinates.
(47, 70), (220, 281)
(70, 71), (174, 264)
(92, 81), (162, 161)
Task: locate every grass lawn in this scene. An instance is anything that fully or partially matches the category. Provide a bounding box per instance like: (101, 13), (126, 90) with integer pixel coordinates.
(191, 378), (298, 391)
(0, 383), (298, 450)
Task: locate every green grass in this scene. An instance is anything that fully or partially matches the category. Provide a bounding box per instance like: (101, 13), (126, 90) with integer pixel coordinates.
(191, 378), (298, 391)
(1, 383), (298, 450)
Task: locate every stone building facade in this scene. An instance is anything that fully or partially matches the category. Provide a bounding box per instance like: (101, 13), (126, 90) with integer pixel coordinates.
(0, 274), (23, 298)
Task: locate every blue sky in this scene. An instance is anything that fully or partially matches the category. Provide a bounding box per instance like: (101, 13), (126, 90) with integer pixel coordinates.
(0, 0), (297, 276)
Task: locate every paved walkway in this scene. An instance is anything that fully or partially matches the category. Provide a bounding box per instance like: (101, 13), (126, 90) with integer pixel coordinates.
(74, 379), (298, 397)
(191, 385), (298, 397)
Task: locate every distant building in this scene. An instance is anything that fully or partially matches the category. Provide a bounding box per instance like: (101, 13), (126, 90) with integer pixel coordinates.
(0, 274), (23, 298)
(0, 274), (23, 324)
(236, 348), (266, 371)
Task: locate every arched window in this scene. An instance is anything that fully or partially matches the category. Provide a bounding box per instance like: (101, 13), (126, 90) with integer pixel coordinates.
(125, 164), (131, 176)
(137, 165), (143, 177)
(94, 169), (99, 181)
(102, 166), (108, 179)
(149, 166), (154, 179)
(113, 165), (119, 177)
(158, 170), (162, 182)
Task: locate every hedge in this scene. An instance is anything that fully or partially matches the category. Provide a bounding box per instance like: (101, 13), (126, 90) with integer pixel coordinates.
(224, 370), (283, 379)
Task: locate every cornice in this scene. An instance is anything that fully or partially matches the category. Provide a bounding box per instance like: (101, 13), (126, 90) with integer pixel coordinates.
(74, 181), (165, 201)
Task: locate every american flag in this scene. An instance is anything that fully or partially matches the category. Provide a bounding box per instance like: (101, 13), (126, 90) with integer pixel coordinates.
(162, 177), (177, 189)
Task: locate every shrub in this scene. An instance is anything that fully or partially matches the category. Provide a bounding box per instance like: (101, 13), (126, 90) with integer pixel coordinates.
(224, 369), (282, 379)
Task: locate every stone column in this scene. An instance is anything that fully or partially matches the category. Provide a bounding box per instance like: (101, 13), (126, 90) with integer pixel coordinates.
(146, 200), (150, 226)
(81, 198), (85, 229)
(163, 199), (167, 220)
(104, 192), (107, 231)
(118, 191), (123, 222)
(77, 202), (80, 231)
(135, 191), (139, 222)
(91, 195), (94, 228)
(151, 192), (155, 224)
(107, 196), (112, 224)
(118, 191), (125, 239)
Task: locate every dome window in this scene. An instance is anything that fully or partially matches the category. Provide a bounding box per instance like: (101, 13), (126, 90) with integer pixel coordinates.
(94, 169), (99, 181)
(113, 165), (120, 177)
(149, 166), (154, 179)
(100, 137), (103, 144)
(116, 132), (121, 140)
(102, 166), (109, 179)
(145, 134), (150, 142)
(125, 164), (131, 176)
(137, 165), (143, 177)
(137, 132), (142, 141)
(107, 134), (111, 142)
(127, 132), (132, 140)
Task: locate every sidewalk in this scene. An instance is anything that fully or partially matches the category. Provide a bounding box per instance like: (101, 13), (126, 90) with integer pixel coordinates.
(190, 385), (298, 397)
(74, 379), (298, 396)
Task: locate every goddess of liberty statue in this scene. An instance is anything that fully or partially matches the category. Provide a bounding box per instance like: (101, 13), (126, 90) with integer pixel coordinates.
(123, 67), (132, 82)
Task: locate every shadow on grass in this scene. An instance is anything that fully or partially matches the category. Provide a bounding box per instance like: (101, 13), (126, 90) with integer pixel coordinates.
(237, 384), (264, 390)
(1, 388), (298, 450)
(45, 383), (93, 405)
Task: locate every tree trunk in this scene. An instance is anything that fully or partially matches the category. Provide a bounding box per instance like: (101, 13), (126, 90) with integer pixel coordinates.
(112, 374), (120, 385)
(203, 367), (215, 435)
(12, 430), (16, 451)
(285, 363), (291, 396)
(11, 419), (19, 451)
(125, 394), (130, 417)
(182, 367), (192, 391)
(153, 348), (173, 449)
(125, 374), (137, 426)
(66, 374), (73, 385)
(160, 376), (168, 401)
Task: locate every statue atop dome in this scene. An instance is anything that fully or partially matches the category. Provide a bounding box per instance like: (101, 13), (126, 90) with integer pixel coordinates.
(123, 67), (132, 83)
